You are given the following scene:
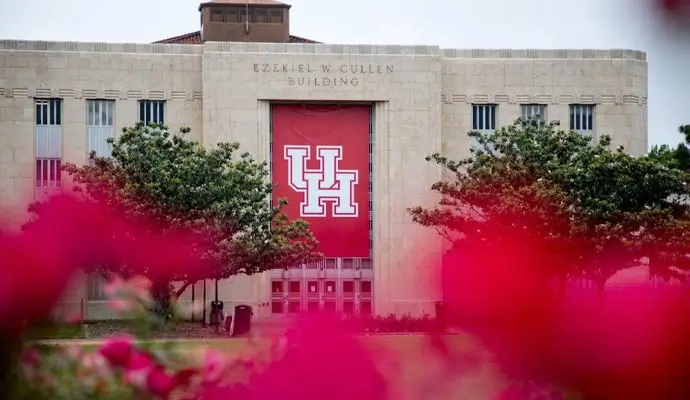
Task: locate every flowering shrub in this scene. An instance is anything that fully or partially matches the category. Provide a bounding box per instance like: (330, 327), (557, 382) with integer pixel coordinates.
(12, 275), (392, 400)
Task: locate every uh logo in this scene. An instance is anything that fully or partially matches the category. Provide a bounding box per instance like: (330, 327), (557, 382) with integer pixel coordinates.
(284, 145), (359, 218)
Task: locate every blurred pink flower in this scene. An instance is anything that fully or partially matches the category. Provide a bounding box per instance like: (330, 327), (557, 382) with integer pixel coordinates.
(129, 275), (152, 294)
(66, 312), (83, 323)
(107, 298), (133, 313)
(146, 366), (176, 398)
(99, 335), (135, 367)
(201, 350), (227, 383)
(103, 275), (125, 297)
(65, 344), (83, 360)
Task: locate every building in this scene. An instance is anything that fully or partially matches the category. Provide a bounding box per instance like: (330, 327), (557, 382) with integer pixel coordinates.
(0, 0), (648, 320)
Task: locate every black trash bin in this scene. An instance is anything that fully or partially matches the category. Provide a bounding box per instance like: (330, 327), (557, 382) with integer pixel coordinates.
(231, 305), (252, 337)
(210, 300), (224, 326)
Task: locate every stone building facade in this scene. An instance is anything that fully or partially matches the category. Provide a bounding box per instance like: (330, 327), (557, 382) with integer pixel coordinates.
(0, 1), (648, 321)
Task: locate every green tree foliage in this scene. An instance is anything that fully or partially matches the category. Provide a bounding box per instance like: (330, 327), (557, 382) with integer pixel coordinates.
(409, 118), (690, 293)
(28, 123), (320, 312)
(648, 125), (690, 172)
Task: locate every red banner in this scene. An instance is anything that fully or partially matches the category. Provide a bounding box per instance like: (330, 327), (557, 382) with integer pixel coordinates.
(272, 104), (371, 258)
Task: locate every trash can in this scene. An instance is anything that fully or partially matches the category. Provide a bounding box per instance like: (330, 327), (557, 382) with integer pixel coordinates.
(210, 300), (224, 326)
(231, 305), (252, 337)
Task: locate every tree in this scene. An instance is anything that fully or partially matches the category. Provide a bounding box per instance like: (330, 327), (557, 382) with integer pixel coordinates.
(27, 123), (320, 316)
(648, 125), (690, 172)
(409, 118), (690, 297)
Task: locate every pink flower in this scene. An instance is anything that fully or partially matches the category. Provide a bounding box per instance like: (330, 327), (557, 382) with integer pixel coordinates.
(103, 275), (125, 297)
(146, 366), (176, 398)
(107, 298), (133, 313)
(65, 344), (83, 360)
(126, 351), (153, 371)
(129, 275), (152, 294)
(99, 335), (135, 367)
(201, 350), (227, 383)
(123, 352), (155, 389)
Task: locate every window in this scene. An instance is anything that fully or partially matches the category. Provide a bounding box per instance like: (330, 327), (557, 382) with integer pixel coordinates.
(271, 301), (284, 313)
(268, 8), (283, 22)
(87, 273), (107, 301)
(287, 301), (300, 313)
(35, 99), (62, 199)
(36, 159), (61, 188)
(240, 8), (248, 22)
(570, 104), (594, 131)
(139, 100), (165, 125)
(211, 9), (223, 21)
(87, 100), (115, 158)
(271, 281), (284, 294)
(472, 104), (497, 131)
(307, 281), (318, 293)
(520, 104), (546, 120)
(253, 8), (268, 22)
(226, 8), (239, 22)
(35, 99), (62, 158)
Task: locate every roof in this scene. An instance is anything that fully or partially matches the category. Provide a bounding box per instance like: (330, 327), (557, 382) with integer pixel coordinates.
(153, 31), (320, 45)
(199, 0), (289, 10)
(208, 0), (287, 4)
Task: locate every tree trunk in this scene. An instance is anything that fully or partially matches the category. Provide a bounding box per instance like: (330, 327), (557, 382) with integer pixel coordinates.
(174, 280), (195, 301)
(150, 279), (174, 321)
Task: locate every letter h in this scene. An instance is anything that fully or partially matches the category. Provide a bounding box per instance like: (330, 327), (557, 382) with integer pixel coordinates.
(284, 145), (359, 218)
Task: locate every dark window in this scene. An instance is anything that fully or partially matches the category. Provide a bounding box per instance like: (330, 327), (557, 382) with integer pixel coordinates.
(288, 281), (300, 293)
(342, 258), (354, 269)
(307, 281), (318, 293)
(271, 301), (284, 313)
(253, 8), (268, 22)
(360, 301), (372, 315)
(343, 281), (354, 293)
(268, 8), (283, 22)
(271, 281), (283, 294)
(226, 8), (239, 22)
(139, 100), (165, 125)
(324, 301), (336, 312)
(36, 159), (61, 188)
(472, 104), (497, 130)
(35, 99), (61, 125)
(343, 301), (354, 314)
(211, 10), (223, 21)
(570, 104), (595, 131)
(324, 281), (336, 293)
(240, 8), (248, 22)
(288, 301), (300, 313)
(360, 281), (372, 294)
